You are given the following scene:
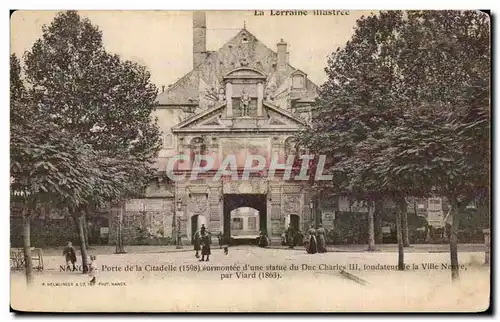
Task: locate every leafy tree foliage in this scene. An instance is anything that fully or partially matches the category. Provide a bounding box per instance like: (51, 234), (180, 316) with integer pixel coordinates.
(298, 10), (490, 278)
(12, 11), (163, 275)
(24, 10), (161, 157)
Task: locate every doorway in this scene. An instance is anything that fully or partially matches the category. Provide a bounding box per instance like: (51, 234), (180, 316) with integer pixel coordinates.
(290, 214), (300, 232)
(191, 214), (199, 243)
(223, 194), (267, 244)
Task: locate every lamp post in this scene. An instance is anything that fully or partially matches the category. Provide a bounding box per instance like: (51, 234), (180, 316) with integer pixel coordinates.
(176, 198), (183, 249)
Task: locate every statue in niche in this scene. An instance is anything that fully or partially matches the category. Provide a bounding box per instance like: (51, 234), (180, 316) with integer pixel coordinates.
(265, 85), (276, 102)
(240, 89), (250, 116)
(218, 88), (226, 103)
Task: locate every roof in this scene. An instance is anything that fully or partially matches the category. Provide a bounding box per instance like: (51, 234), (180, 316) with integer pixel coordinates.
(156, 28), (318, 106)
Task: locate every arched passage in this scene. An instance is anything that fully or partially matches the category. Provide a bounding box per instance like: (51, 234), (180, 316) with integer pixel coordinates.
(189, 214), (208, 243)
(223, 194), (267, 245)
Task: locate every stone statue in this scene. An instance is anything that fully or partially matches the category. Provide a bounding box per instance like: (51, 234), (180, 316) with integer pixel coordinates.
(217, 88), (225, 103)
(240, 89), (250, 116)
(265, 85), (275, 103)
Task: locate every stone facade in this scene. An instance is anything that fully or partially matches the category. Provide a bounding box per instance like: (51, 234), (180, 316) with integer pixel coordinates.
(114, 11), (319, 245)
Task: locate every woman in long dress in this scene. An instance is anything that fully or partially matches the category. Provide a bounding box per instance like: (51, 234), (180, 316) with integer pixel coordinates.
(306, 225), (318, 254)
(199, 226), (211, 262)
(316, 224), (327, 253)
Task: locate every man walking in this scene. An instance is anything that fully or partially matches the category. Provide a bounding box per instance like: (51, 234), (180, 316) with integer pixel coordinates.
(199, 225), (211, 262)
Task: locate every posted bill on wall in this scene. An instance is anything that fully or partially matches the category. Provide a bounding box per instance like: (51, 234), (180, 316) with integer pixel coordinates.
(10, 9), (490, 312)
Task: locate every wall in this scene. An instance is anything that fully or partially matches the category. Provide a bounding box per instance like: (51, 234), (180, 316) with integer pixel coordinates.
(10, 216), (78, 248)
(108, 198), (175, 245)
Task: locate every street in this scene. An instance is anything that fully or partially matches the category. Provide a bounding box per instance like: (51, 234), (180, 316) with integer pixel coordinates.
(11, 246), (490, 312)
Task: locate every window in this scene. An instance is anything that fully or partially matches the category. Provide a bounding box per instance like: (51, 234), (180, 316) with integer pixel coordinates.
(163, 133), (173, 149)
(248, 217), (257, 230)
(231, 218), (243, 231)
(292, 75), (305, 89)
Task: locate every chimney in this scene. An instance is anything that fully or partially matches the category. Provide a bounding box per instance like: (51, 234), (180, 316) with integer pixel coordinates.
(193, 11), (207, 69)
(277, 38), (288, 70)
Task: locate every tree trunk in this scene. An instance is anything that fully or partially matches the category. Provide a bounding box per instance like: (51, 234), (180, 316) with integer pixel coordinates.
(77, 213), (89, 273)
(367, 202), (376, 251)
(396, 200), (405, 271)
(23, 209), (34, 285)
(449, 197), (460, 281)
(115, 205), (125, 254)
(402, 204), (410, 247)
(374, 200), (383, 244)
(83, 214), (90, 248)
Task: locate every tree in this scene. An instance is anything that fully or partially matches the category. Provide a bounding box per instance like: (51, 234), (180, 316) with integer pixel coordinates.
(23, 10), (162, 263)
(381, 11), (490, 280)
(10, 116), (103, 283)
(24, 11), (160, 157)
(297, 11), (408, 258)
(299, 10), (489, 277)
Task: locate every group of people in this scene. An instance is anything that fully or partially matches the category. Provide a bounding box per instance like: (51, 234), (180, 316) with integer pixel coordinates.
(304, 224), (328, 254)
(192, 224), (215, 261)
(283, 224), (328, 254)
(193, 226), (272, 259)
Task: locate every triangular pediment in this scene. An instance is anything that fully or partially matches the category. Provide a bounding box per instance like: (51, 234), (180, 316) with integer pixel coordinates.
(172, 101), (308, 133)
(200, 117), (223, 127)
(269, 116), (286, 126)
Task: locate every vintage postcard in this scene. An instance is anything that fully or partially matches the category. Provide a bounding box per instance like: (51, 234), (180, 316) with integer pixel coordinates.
(10, 9), (490, 312)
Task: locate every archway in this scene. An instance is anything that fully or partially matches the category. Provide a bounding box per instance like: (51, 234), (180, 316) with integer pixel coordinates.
(190, 214), (208, 243)
(223, 194), (267, 245)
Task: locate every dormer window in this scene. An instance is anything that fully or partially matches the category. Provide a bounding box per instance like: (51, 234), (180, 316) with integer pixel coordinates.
(292, 74), (305, 89)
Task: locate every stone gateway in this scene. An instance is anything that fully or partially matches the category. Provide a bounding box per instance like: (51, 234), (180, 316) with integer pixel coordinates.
(107, 11), (319, 246)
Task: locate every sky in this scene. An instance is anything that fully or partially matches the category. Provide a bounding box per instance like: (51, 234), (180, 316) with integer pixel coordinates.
(10, 10), (375, 89)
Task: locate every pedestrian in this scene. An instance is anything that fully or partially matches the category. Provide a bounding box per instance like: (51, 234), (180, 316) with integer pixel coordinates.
(62, 241), (77, 271)
(316, 224), (327, 253)
(193, 229), (201, 258)
(258, 230), (270, 248)
(217, 232), (223, 249)
(294, 230), (304, 247)
(199, 225), (211, 262)
(306, 225), (318, 254)
(88, 255), (98, 285)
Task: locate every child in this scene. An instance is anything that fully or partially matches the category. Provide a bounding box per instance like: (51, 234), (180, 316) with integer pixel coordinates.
(62, 241), (77, 271)
(88, 255), (98, 285)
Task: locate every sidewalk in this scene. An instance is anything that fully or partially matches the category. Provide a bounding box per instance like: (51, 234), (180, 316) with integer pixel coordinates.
(39, 243), (486, 256)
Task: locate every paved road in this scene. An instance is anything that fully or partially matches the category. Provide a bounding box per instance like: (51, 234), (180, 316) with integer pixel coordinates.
(11, 246), (490, 312)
